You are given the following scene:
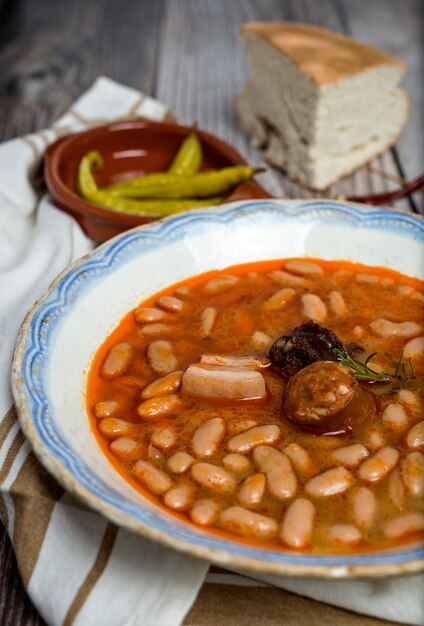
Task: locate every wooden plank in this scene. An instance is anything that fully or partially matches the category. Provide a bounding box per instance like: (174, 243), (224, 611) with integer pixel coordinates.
(340, 0), (424, 180)
(0, 529), (45, 625)
(0, 0), (166, 141)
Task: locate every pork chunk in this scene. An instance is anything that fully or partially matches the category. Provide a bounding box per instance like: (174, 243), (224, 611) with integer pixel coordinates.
(182, 365), (266, 400)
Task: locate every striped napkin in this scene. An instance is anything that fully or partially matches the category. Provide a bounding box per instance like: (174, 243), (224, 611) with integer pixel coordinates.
(1, 77), (423, 626)
(0, 76), (208, 626)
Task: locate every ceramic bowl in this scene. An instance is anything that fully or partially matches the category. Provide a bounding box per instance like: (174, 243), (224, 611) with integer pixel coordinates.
(12, 199), (424, 578)
(44, 120), (271, 241)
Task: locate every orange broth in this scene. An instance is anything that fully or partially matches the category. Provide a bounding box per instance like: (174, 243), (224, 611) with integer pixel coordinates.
(87, 258), (424, 553)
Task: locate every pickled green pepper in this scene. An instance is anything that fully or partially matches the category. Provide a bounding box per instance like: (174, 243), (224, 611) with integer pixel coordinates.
(104, 166), (262, 199)
(168, 125), (202, 176)
(77, 151), (221, 216)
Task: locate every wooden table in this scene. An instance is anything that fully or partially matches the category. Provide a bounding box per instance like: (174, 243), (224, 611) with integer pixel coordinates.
(0, 0), (422, 624)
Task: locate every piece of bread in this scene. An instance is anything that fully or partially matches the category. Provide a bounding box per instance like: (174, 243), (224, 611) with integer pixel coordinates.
(236, 22), (409, 190)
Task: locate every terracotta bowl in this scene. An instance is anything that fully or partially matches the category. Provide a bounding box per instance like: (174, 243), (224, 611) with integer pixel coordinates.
(44, 120), (271, 241)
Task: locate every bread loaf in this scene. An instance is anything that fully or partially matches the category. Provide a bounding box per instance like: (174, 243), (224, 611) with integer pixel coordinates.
(236, 22), (409, 190)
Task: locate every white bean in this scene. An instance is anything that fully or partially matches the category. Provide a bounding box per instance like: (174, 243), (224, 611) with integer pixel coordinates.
(167, 451), (195, 474)
(383, 514), (424, 540)
(98, 418), (139, 440)
(238, 474), (266, 509)
(269, 269), (306, 287)
(227, 425), (280, 453)
(382, 403), (408, 431)
(404, 337), (424, 358)
(94, 400), (120, 419)
(356, 273), (380, 284)
(222, 453), (252, 476)
(137, 394), (182, 421)
(148, 340), (178, 374)
(358, 447), (399, 483)
(191, 418), (226, 458)
(174, 285), (190, 297)
(109, 437), (140, 459)
(328, 291), (347, 316)
(264, 464), (297, 500)
(164, 484), (194, 511)
(219, 506), (278, 540)
(133, 460), (174, 494)
(191, 463), (237, 495)
(388, 469), (405, 509)
(141, 371), (183, 399)
(138, 323), (175, 336)
(281, 498), (315, 548)
(147, 443), (164, 464)
(381, 277), (394, 286)
(283, 443), (314, 476)
(151, 427), (176, 450)
(157, 296), (184, 313)
(102, 342), (133, 379)
(284, 260), (323, 275)
(351, 487), (376, 529)
(305, 467), (354, 497)
(401, 452), (424, 497)
(252, 446), (287, 474)
(253, 446), (297, 500)
(332, 444), (369, 469)
(369, 319), (422, 338)
(202, 274), (240, 295)
(397, 390), (419, 406)
(190, 499), (221, 526)
(135, 307), (167, 323)
(302, 294), (327, 322)
(406, 421), (424, 450)
(200, 307), (218, 338)
(333, 270), (352, 279)
(398, 285), (424, 301)
(327, 524), (362, 545)
(251, 331), (273, 350)
(263, 288), (295, 310)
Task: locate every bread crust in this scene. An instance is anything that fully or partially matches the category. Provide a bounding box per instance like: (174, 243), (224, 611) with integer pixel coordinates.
(240, 22), (406, 86)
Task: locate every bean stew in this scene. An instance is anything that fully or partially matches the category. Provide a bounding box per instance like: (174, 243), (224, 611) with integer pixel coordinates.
(87, 258), (424, 553)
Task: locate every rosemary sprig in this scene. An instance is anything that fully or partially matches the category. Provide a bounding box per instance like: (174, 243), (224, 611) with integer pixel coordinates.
(334, 349), (416, 383)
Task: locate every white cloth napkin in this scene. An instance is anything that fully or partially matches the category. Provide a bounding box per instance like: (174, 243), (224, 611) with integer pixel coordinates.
(0, 76), (208, 626)
(0, 76), (423, 626)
